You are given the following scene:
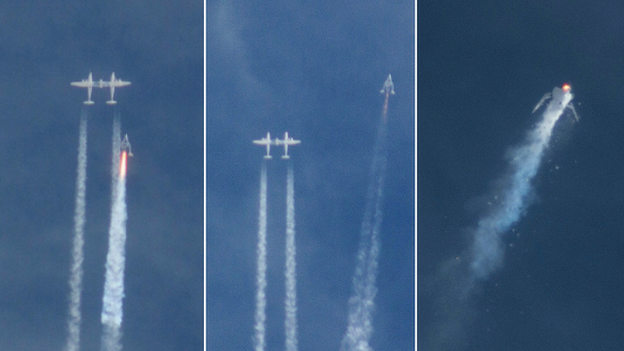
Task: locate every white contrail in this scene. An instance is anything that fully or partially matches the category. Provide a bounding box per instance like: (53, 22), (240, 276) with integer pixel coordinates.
(101, 175), (127, 351)
(64, 107), (89, 351)
(425, 85), (576, 350)
(284, 164), (298, 351)
(254, 162), (268, 351)
(110, 112), (121, 201)
(341, 118), (388, 351)
(468, 85), (574, 282)
(101, 117), (128, 351)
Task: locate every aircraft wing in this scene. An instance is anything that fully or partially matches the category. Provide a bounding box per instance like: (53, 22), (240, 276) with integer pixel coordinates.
(280, 135), (301, 145)
(71, 81), (91, 87)
(97, 81), (131, 88)
(568, 104), (580, 122)
(532, 93), (550, 113)
(112, 80), (131, 87)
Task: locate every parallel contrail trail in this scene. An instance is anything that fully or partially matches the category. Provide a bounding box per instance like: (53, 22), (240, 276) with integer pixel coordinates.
(285, 164), (298, 351)
(341, 86), (390, 351)
(254, 162), (268, 351)
(110, 112), (121, 202)
(101, 114), (128, 351)
(64, 106), (89, 351)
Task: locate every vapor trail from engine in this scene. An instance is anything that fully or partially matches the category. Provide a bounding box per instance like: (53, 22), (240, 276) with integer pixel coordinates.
(101, 113), (128, 351)
(468, 85), (573, 282)
(110, 112), (121, 201)
(341, 93), (389, 351)
(254, 162), (268, 351)
(425, 85), (576, 350)
(64, 106), (89, 351)
(285, 164), (298, 351)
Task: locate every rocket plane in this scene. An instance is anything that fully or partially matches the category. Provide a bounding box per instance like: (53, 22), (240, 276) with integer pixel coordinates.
(380, 74), (394, 123)
(531, 84), (579, 121)
(380, 74), (396, 95)
(120, 134), (133, 157)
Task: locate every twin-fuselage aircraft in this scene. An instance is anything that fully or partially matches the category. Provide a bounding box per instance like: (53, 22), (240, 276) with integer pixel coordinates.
(253, 132), (301, 159)
(253, 132), (274, 159)
(71, 72), (131, 105)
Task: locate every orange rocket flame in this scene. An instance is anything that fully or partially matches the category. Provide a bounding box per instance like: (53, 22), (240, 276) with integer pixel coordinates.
(120, 151), (128, 178)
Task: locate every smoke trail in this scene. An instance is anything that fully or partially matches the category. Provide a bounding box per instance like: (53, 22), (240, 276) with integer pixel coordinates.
(382, 92), (390, 123)
(101, 174), (127, 351)
(423, 85), (575, 350)
(341, 104), (389, 351)
(468, 86), (573, 282)
(111, 111), (121, 201)
(285, 164), (298, 351)
(64, 106), (89, 351)
(101, 119), (128, 351)
(254, 162), (268, 351)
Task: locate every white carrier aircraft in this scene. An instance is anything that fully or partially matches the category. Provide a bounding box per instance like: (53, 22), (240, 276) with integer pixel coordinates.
(71, 73), (96, 105)
(275, 132), (301, 159)
(101, 72), (131, 105)
(253, 132), (275, 159)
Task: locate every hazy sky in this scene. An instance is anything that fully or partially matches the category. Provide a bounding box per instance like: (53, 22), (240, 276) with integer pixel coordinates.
(0, 1), (202, 350)
(10, 1), (624, 348)
(207, 0), (414, 349)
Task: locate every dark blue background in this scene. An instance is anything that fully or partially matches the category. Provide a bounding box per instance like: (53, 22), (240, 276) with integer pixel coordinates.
(419, 0), (624, 350)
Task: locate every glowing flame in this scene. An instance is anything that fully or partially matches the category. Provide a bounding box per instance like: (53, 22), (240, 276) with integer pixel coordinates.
(562, 84), (571, 92)
(120, 151), (127, 178)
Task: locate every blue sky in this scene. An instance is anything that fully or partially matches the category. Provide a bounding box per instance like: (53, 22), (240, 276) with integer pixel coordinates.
(0, 1), (202, 349)
(207, 0), (415, 350)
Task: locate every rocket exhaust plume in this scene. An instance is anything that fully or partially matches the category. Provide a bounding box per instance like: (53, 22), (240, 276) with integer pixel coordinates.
(425, 85), (575, 350)
(64, 106), (89, 351)
(254, 162), (268, 351)
(101, 111), (129, 351)
(284, 164), (298, 351)
(120, 151), (128, 178)
(469, 85), (574, 283)
(341, 80), (390, 351)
